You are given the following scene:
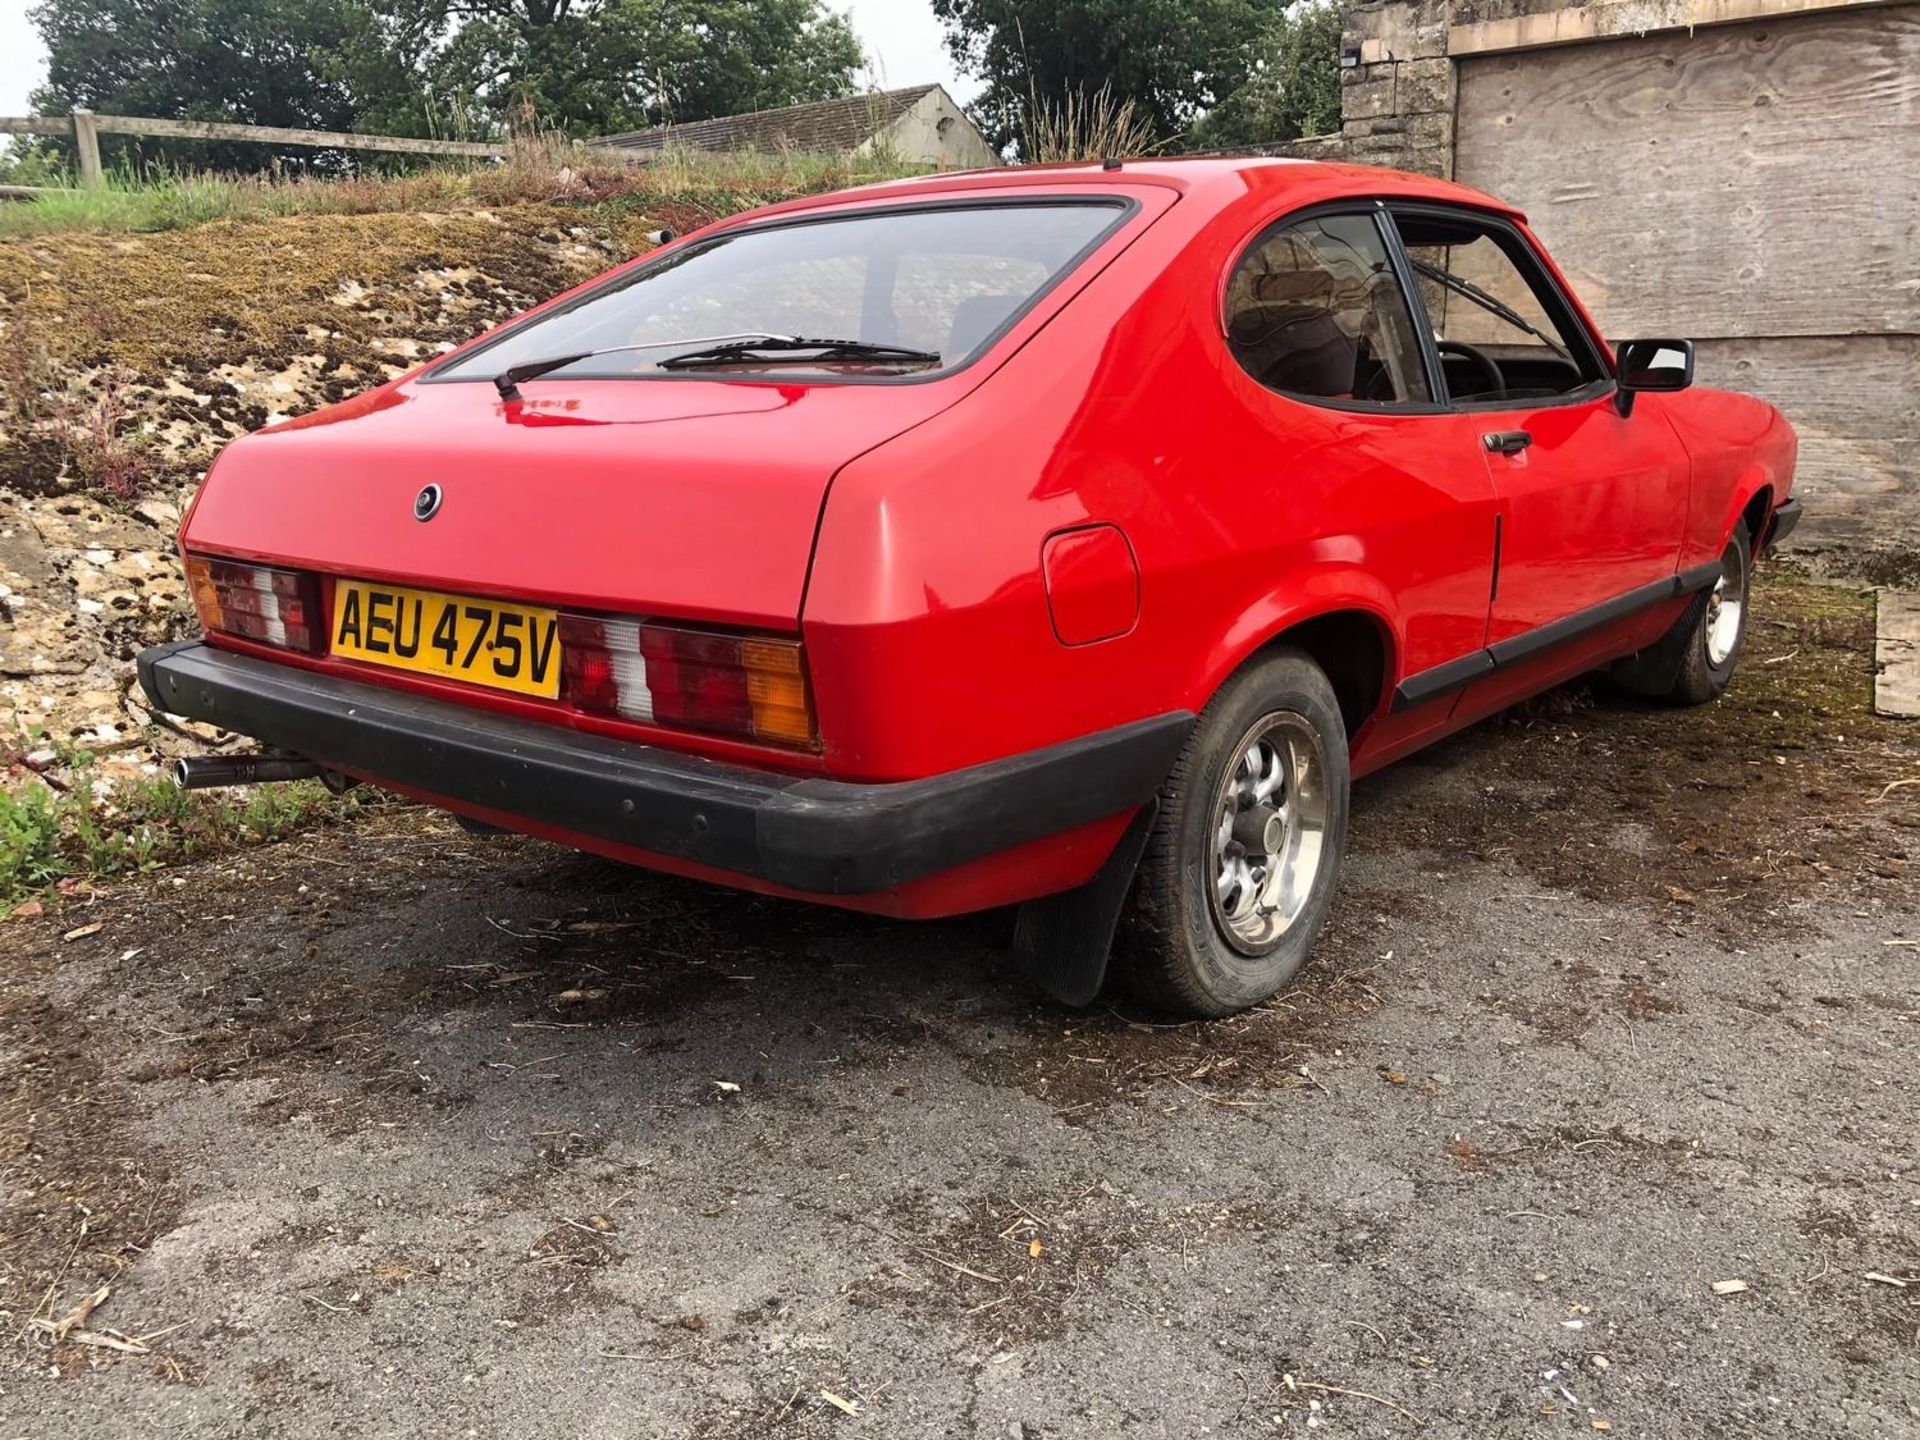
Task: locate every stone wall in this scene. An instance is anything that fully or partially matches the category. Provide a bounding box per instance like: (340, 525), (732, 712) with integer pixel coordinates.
(1339, 0), (1461, 176)
(0, 208), (631, 778)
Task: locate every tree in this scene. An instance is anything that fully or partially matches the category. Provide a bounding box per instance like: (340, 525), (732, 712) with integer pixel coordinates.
(931, 0), (1272, 154)
(29, 0), (401, 169)
(389, 0), (866, 137)
(25, 0), (867, 173)
(1193, 1), (1342, 149)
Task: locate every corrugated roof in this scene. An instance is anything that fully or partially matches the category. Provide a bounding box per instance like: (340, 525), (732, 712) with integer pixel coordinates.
(592, 85), (941, 156)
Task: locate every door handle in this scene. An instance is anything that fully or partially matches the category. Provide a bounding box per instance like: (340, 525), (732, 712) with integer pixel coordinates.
(1482, 430), (1533, 455)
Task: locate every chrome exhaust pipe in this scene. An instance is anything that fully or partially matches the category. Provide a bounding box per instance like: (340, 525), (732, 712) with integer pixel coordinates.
(173, 754), (321, 790)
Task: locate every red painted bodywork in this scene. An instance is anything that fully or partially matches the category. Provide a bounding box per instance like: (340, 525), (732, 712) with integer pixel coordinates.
(181, 158), (1797, 917)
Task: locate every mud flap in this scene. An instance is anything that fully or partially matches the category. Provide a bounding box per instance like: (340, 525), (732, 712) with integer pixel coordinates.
(1611, 588), (1709, 696)
(1011, 799), (1157, 1008)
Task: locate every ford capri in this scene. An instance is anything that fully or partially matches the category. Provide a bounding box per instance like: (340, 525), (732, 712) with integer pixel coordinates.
(139, 158), (1800, 1018)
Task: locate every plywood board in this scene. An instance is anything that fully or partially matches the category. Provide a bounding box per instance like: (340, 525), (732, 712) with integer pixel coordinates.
(1455, 7), (1920, 340)
(1874, 590), (1920, 717)
(1691, 335), (1919, 549)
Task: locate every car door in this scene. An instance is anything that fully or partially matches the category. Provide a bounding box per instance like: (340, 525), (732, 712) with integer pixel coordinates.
(1219, 205), (1499, 734)
(1386, 205), (1690, 647)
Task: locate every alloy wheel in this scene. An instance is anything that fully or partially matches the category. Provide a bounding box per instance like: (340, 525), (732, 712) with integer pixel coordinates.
(1704, 536), (1747, 667)
(1207, 711), (1330, 955)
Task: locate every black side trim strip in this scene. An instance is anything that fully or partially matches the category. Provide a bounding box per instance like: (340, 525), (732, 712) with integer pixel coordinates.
(1675, 560), (1722, 594)
(1391, 650), (1494, 712)
(1391, 562), (1722, 713)
(1492, 570), (1693, 669)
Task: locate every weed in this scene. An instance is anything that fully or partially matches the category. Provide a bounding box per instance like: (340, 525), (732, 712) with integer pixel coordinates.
(0, 301), (150, 498)
(0, 293), (58, 426)
(0, 782), (68, 894)
(69, 366), (151, 499)
(1, 746), (361, 907)
(1020, 81), (1159, 164)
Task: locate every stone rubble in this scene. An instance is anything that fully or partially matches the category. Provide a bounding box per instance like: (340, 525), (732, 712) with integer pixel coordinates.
(1, 207), (632, 796)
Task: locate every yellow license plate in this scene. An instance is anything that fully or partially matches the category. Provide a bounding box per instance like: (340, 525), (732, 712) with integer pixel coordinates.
(331, 580), (561, 698)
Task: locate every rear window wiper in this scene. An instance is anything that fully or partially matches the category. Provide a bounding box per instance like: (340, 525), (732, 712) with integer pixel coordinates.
(656, 337), (942, 371)
(491, 333), (791, 399)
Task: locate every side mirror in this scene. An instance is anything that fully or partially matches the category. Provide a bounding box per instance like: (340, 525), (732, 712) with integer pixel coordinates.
(1613, 338), (1694, 416)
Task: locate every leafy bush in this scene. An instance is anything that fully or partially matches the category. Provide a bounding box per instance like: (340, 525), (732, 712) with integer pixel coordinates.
(1194, 2), (1344, 149)
(0, 144), (73, 189)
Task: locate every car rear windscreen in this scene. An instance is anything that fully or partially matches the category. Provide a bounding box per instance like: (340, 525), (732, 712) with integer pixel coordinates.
(432, 200), (1131, 383)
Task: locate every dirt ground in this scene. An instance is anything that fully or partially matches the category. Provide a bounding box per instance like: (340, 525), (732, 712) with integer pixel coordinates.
(1, 574), (1914, 1438)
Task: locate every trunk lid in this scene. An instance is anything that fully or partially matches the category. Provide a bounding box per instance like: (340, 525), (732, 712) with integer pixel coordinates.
(183, 376), (957, 629)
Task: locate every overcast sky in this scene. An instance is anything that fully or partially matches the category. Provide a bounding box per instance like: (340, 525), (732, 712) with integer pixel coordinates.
(0, 0), (38, 116)
(0, 1), (977, 117)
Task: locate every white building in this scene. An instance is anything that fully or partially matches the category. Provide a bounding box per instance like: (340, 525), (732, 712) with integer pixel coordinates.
(591, 85), (998, 169)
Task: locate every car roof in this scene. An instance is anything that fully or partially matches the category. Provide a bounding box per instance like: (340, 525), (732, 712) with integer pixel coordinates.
(726, 155), (1528, 227)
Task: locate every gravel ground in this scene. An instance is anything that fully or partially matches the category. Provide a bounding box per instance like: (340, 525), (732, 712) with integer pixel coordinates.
(1, 578), (1914, 1438)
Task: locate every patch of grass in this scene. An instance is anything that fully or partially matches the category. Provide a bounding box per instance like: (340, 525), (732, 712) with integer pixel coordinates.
(0, 143), (928, 240)
(1365, 571), (1915, 931)
(1657, 575), (1880, 750)
(1, 750), (362, 907)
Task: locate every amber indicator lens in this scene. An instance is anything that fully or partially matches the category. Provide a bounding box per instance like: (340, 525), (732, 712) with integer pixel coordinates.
(560, 613), (817, 750)
(185, 555), (322, 654)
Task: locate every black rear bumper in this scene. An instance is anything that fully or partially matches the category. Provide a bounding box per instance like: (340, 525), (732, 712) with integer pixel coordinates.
(137, 640), (1190, 896)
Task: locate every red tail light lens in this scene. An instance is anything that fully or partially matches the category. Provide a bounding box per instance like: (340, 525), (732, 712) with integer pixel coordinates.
(560, 613), (817, 750)
(185, 555), (322, 653)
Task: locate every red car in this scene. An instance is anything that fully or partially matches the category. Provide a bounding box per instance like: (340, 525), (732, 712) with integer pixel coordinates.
(139, 158), (1799, 1017)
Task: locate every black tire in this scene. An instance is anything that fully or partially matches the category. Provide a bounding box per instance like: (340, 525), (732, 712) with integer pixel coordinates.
(1610, 527), (1753, 706)
(1667, 527), (1751, 705)
(1116, 649), (1350, 1018)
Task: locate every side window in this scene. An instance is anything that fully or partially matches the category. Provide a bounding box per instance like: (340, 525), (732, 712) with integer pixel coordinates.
(1225, 212), (1432, 406)
(1392, 212), (1605, 402)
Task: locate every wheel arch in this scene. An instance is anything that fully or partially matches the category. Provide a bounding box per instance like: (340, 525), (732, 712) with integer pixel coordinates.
(1716, 462), (1782, 559)
(1201, 583), (1400, 740)
(1738, 483), (1774, 545)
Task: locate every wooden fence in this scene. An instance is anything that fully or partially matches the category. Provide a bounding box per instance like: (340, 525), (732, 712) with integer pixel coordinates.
(0, 110), (508, 189)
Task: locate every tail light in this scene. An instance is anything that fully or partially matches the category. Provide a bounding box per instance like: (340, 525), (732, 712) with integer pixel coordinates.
(185, 555), (322, 654)
(560, 614), (817, 750)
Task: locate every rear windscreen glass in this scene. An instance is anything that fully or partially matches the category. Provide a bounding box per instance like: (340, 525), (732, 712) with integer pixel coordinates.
(432, 201), (1129, 382)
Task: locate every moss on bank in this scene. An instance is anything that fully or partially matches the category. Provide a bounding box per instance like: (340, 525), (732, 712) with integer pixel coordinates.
(0, 149), (924, 501)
